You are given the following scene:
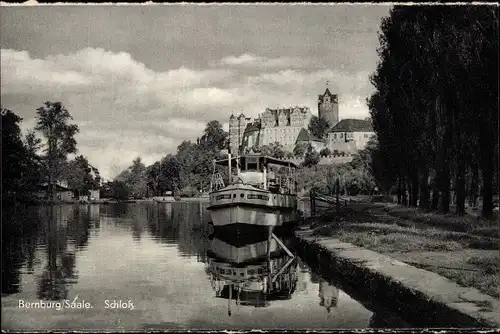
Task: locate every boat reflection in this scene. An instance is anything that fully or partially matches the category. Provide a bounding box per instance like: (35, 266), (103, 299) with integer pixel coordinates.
(206, 231), (297, 314)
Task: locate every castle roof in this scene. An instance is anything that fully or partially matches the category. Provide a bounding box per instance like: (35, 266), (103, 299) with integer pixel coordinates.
(329, 119), (373, 133)
(229, 113), (235, 119)
(296, 128), (323, 143)
(264, 106), (310, 115)
(318, 88), (337, 102)
(243, 121), (260, 135)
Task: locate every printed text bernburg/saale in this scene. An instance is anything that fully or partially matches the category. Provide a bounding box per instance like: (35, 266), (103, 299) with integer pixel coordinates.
(18, 296), (135, 311)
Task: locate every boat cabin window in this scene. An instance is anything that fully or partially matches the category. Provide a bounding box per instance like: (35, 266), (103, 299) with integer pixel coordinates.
(245, 157), (259, 171)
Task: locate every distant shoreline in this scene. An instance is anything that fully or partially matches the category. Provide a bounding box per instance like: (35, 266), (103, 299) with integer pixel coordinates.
(5, 197), (210, 206)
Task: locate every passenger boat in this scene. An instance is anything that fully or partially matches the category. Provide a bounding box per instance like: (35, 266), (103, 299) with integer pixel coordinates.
(207, 154), (299, 236)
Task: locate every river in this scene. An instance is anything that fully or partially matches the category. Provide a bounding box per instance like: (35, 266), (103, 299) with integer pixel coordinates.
(2, 202), (410, 330)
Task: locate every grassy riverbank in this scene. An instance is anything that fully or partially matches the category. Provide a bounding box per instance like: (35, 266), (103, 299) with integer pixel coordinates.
(308, 201), (499, 299)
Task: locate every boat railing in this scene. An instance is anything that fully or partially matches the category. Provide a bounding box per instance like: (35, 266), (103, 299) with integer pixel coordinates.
(268, 175), (296, 194)
(210, 173), (225, 191)
(209, 170), (297, 194)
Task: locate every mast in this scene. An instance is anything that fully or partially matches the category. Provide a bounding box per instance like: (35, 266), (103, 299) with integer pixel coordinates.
(210, 159), (216, 192)
(228, 153), (232, 184)
(237, 285), (241, 315)
(263, 166), (267, 190)
(228, 283), (232, 316)
(236, 153), (241, 177)
(267, 226), (273, 294)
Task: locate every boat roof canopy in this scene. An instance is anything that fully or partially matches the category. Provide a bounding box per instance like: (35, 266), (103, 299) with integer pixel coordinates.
(214, 154), (298, 169)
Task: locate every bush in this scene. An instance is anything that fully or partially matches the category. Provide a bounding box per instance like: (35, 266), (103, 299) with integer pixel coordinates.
(371, 195), (394, 203)
(320, 147), (331, 157)
(179, 186), (198, 197)
(303, 146), (320, 167)
(346, 183), (360, 196)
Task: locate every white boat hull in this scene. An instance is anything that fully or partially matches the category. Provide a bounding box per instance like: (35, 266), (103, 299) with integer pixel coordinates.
(208, 183), (297, 228)
(209, 205), (297, 227)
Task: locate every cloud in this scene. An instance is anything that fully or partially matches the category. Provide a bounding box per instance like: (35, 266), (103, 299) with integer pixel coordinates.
(218, 53), (312, 69)
(221, 54), (262, 66)
(1, 48), (374, 179)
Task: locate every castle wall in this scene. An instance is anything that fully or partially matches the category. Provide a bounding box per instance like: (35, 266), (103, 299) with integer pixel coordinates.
(260, 126), (303, 150)
(326, 131), (375, 153)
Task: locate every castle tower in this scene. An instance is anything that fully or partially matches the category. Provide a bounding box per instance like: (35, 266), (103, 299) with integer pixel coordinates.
(228, 113), (238, 154)
(228, 113), (252, 154)
(318, 85), (339, 128)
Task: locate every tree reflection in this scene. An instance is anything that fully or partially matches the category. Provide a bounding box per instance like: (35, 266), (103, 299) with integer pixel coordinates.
(146, 202), (210, 261)
(2, 206), (40, 295)
(35, 205), (89, 300)
(131, 205), (149, 242)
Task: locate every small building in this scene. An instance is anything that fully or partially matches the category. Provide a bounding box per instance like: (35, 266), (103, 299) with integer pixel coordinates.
(89, 189), (100, 201)
(35, 183), (75, 201)
(295, 128), (326, 152)
(57, 186), (74, 202)
(326, 119), (375, 154)
(78, 195), (89, 202)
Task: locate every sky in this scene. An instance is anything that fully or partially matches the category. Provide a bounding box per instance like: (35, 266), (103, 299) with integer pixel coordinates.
(1, 4), (392, 180)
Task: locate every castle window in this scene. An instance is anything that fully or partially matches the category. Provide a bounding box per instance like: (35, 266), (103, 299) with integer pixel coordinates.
(340, 133), (343, 138)
(333, 134), (337, 139)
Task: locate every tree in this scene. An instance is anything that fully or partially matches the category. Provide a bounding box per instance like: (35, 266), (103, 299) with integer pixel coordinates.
(22, 129), (44, 189)
(270, 142), (285, 159)
(308, 115), (330, 139)
(64, 155), (94, 197)
(108, 181), (130, 199)
(259, 145), (273, 156)
(35, 102), (79, 200)
(293, 142), (308, 158)
(114, 157), (148, 197)
(303, 144), (320, 167)
(199, 120), (228, 151)
(145, 161), (161, 196)
(320, 147), (331, 157)
(1, 108), (27, 198)
(249, 144), (261, 154)
(368, 6), (498, 217)
(158, 154), (181, 193)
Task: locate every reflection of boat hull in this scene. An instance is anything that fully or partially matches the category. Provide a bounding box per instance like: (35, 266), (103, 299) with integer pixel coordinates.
(208, 237), (284, 264)
(207, 256), (298, 306)
(217, 286), (270, 307)
(218, 284), (295, 304)
(211, 222), (295, 244)
(208, 184), (298, 229)
(211, 223), (273, 246)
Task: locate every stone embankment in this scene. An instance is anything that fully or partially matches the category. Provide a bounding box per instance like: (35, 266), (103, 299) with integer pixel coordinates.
(293, 228), (500, 328)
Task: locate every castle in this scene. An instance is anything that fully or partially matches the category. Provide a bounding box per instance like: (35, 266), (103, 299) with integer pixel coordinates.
(229, 86), (373, 156)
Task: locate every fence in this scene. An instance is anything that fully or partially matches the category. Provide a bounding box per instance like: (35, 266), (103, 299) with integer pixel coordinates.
(309, 187), (351, 216)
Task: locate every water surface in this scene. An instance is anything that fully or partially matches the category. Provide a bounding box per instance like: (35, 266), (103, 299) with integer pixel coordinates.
(2, 202), (407, 330)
